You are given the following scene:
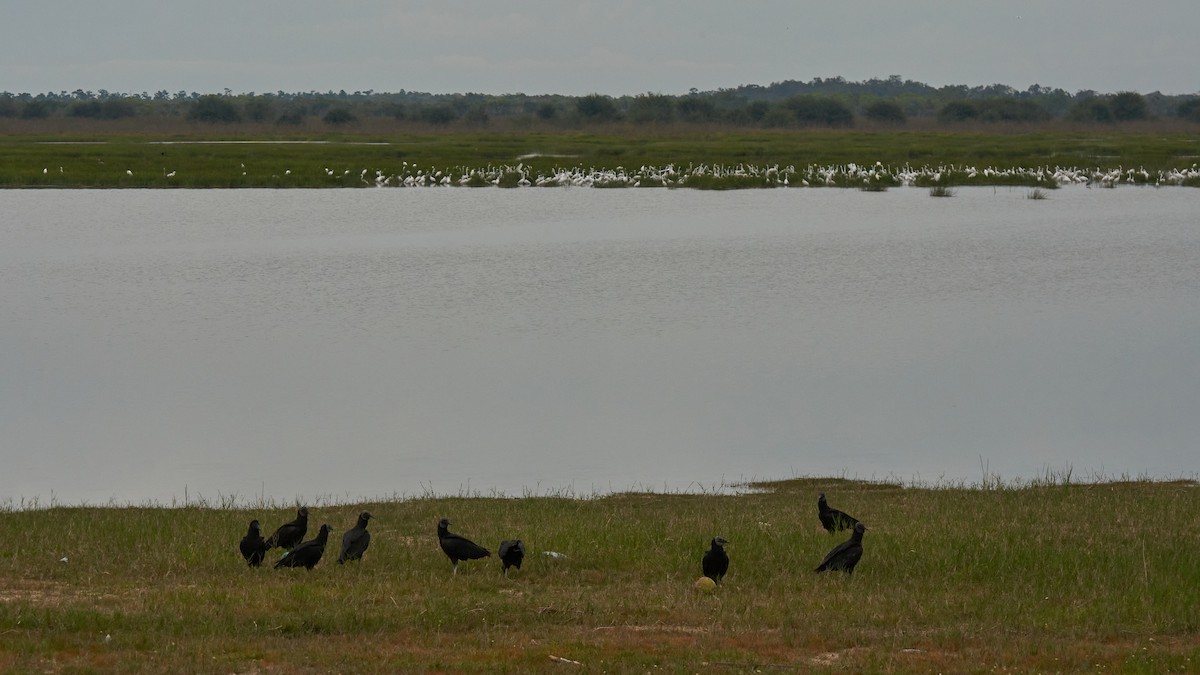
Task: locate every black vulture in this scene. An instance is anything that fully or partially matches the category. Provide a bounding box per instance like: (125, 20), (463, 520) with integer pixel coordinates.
(818, 492), (860, 533)
(815, 522), (867, 575)
(265, 506), (309, 550)
(239, 519), (268, 567)
(498, 539), (525, 577)
(274, 523), (331, 570)
(338, 511), (373, 564)
(437, 518), (490, 574)
(701, 536), (730, 583)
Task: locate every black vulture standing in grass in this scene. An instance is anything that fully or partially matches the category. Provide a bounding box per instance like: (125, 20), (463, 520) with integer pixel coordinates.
(815, 522), (867, 575)
(702, 536), (730, 583)
(818, 492), (860, 533)
(265, 506), (309, 550)
(274, 524), (331, 570)
(498, 539), (525, 577)
(338, 511), (373, 564)
(437, 518), (490, 574)
(239, 519), (268, 567)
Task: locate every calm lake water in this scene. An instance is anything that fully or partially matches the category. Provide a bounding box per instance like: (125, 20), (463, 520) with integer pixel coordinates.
(2, 187), (1198, 506)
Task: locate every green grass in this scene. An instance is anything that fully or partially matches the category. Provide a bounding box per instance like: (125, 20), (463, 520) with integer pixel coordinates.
(1, 129), (1198, 188)
(1, 477), (1198, 672)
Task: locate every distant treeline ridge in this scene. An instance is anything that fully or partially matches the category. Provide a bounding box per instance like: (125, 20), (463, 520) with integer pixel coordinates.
(3, 75), (1198, 128)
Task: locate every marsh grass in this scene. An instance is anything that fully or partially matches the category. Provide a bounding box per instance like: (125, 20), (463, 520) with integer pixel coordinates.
(684, 173), (778, 190)
(2, 130), (1198, 189)
(1027, 187), (1050, 200)
(1, 477), (1198, 672)
(928, 185), (955, 197)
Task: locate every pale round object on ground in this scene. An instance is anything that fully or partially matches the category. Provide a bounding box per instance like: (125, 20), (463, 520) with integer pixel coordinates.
(694, 576), (717, 593)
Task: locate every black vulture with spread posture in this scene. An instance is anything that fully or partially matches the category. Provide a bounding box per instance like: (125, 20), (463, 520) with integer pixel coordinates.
(701, 536), (730, 583)
(437, 518), (490, 574)
(239, 519), (268, 567)
(498, 539), (525, 577)
(274, 524), (331, 570)
(338, 511), (373, 564)
(265, 506), (309, 550)
(815, 522), (867, 575)
(817, 492), (860, 533)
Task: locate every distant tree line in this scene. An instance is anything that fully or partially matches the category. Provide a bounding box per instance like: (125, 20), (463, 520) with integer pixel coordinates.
(2, 76), (1198, 129)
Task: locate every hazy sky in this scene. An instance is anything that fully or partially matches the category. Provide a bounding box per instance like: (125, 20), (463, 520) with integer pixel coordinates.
(3, 1), (1198, 97)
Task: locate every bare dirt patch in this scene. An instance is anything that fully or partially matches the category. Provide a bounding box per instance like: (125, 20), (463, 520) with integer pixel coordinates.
(0, 579), (72, 607)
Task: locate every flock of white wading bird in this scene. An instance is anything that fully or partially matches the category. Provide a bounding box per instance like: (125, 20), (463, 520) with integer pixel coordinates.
(124, 160), (1200, 189)
(312, 161), (1200, 188)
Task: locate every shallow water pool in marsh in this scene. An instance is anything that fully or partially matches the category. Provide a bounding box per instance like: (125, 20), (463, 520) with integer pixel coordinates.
(2, 186), (1198, 504)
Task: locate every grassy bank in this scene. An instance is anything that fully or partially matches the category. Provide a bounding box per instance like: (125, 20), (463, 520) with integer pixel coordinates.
(2, 130), (1199, 189)
(1, 477), (1198, 673)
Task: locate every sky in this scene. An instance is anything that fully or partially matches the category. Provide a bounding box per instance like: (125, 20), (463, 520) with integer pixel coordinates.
(2, 1), (1198, 97)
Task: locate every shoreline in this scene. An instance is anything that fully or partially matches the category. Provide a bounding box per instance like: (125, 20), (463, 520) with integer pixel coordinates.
(4, 472), (1196, 512)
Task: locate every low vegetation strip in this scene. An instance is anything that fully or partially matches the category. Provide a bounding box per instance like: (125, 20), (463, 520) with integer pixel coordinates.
(2, 131), (1199, 189)
(1, 477), (1197, 672)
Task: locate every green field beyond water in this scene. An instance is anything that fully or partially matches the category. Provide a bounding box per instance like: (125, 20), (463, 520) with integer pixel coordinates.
(1, 477), (1197, 673)
(3, 130), (1199, 189)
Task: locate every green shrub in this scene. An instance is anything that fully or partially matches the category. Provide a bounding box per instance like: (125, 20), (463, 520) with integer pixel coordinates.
(188, 95), (242, 123)
(68, 99), (137, 119)
(761, 106), (796, 128)
(493, 170), (523, 188)
(275, 110), (304, 125)
(420, 105), (457, 125)
(1177, 98), (1200, 122)
(676, 96), (717, 123)
(1070, 97), (1113, 122)
(1111, 91), (1148, 121)
(628, 93), (675, 124)
(783, 95), (853, 127)
(865, 100), (906, 125)
(746, 100), (771, 122)
(938, 100), (978, 123)
(463, 105), (488, 126)
(576, 93), (618, 121)
(686, 174), (777, 190)
(19, 99), (54, 119)
(978, 97), (1049, 123)
(243, 97), (274, 122)
(322, 107), (357, 124)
